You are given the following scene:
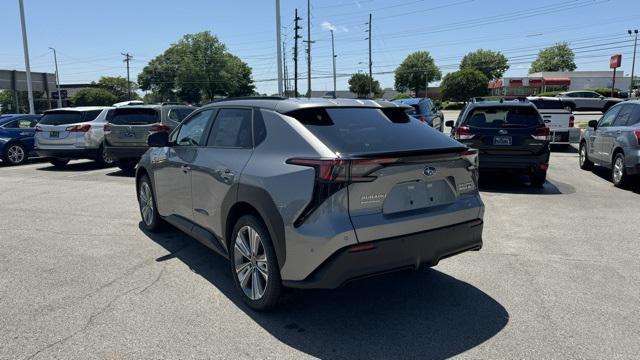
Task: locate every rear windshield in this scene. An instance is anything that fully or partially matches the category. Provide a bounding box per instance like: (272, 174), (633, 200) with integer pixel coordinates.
(529, 99), (564, 110)
(464, 106), (542, 128)
(286, 107), (459, 155)
(39, 111), (84, 125)
(110, 108), (159, 125)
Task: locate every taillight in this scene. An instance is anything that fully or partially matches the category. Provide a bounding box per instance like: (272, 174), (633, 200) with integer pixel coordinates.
(103, 123), (111, 135)
(634, 129), (640, 145)
(66, 124), (91, 132)
(418, 115), (427, 123)
(531, 126), (551, 141)
(569, 115), (575, 128)
(35, 126), (42, 132)
(150, 123), (171, 132)
(454, 126), (475, 140)
(460, 149), (479, 169)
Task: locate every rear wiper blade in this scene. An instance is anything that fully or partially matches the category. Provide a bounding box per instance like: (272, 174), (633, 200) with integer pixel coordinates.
(501, 124), (528, 128)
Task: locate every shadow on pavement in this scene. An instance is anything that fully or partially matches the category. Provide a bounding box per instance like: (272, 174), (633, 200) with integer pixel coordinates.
(550, 144), (578, 153)
(35, 160), (104, 172)
(479, 172), (575, 195)
(140, 224), (509, 360)
(105, 169), (135, 177)
(591, 166), (640, 194)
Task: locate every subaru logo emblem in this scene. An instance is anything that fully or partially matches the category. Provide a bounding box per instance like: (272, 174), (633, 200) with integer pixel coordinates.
(498, 129), (508, 135)
(423, 166), (437, 176)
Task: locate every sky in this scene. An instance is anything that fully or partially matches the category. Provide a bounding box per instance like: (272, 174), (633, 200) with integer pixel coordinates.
(1, 0), (639, 95)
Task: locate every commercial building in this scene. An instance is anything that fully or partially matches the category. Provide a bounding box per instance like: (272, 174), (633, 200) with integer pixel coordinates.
(489, 71), (633, 96)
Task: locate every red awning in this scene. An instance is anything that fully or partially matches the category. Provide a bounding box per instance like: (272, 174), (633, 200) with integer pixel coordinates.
(509, 79), (523, 87)
(543, 77), (571, 86)
(488, 79), (503, 89)
(529, 78), (543, 87)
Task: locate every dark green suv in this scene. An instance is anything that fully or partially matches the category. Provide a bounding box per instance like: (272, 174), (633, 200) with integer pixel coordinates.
(104, 104), (195, 171)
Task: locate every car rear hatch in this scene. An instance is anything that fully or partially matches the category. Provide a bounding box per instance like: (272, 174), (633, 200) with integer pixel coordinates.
(106, 107), (161, 147)
(454, 105), (549, 156)
(286, 106), (482, 243)
(36, 110), (87, 146)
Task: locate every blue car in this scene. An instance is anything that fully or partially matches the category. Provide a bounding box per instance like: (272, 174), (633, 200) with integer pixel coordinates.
(0, 114), (41, 166)
(392, 98), (445, 132)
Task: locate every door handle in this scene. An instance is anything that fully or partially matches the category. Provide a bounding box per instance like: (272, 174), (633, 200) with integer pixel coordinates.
(544, 120), (552, 123)
(181, 165), (191, 173)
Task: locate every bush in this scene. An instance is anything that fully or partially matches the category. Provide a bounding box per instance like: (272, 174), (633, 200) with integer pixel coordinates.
(391, 93), (411, 100)
(443, 102), (465, 110)
(72, 88), (117, 106)
(536, 91), (561, 97)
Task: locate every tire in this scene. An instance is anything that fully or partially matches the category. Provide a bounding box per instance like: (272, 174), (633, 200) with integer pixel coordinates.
(612, 153), (629, 188)
(229, 214), (282, 311)
(117, 159), (137, 172)
(564, 103), (575, 113)
(2, 143), (27, 166)
(138, 174), (164, 232)
(579, 141), (594, 170)
(49, 159), (70, 168)
(95, 145), (115, 167)
(530, 171), (547, 188)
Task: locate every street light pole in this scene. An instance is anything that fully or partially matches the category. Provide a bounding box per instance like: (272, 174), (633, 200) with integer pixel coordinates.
(49, 47), (62, 108)
(629, 29), (638, 97)
(275, 0), (283, 96)
(18, 0), (35, 114)
(331, 30), (336, 98)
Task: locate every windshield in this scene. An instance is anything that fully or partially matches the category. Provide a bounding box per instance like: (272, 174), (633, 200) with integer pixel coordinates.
(464, 106), (542, 128)
(109, 108), (159, 125)
(168, 108), (195, 122)
(39, 111), (83, 125)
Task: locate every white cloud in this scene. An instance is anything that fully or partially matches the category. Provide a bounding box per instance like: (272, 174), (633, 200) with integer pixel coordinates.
(321, 21), (337, 32)
(341, 26), (349, 32)
(355, 0), (362, 8)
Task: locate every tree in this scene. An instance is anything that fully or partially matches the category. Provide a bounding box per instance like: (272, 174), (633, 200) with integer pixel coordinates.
(138, 31), (255, 103)
(440, 69), (489, 102)
(348, 73), (383, 98)
(0, 90), (47, 114)
(460, 49), (509, 79)
(94, 76), (139, 102)
(394, 51), (441, 96)
(529, 42), (576, 73)
(72, 88), (117, 106)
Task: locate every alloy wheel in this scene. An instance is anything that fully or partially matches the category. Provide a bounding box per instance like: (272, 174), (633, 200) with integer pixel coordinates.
(579, 146), (586, 166)
(7, 145), (25, 164)
(613, 156), (624, 184)
(233, 225), (269, 300)
(139, 182), (154, 226)
(102, 147), (114, 165)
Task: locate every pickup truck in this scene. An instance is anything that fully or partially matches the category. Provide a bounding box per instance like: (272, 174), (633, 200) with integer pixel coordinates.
(528, 96), (580, 145)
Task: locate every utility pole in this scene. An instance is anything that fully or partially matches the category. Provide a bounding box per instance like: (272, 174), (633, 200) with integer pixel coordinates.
(424, 70), (429, 98)
(18, 0), (35, 114)
(276, 0), (283, 96)
(283, 40), (288, 96)
(49, 47), (62, 108)
(366, 13), (372, 98)
(303, 0), (313, 98)
(294, 8), (302, 97)
(629, 29), (638, 97)
(331, 30), (336, 98)
(121, 52), (132, 100)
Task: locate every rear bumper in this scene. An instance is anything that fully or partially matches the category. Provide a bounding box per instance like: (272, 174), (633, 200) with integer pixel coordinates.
(479, 151), (549, 173)
(282, 219), (483, 289)
(35, 148), (97, 160)
(104, 146), (148, 161)
(624, 149), (640, 175)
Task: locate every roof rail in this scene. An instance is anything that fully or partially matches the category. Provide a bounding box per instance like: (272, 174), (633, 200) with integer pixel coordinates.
(160, 102), (189, 106)
(207, 96), (288, 104)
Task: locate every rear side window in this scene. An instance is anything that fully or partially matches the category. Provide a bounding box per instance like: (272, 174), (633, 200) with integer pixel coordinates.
(167, 108), (194, 123)
(39, 111), (83, 125)
(110, 108), (159, 125)
(207, 108), (253, 148)
(530, 100), (564, 110)
(464, 106), (542, 128)
(84, 110), (103, 121)
(286, 107), (444, 155)
(613, 104), (634, 126)
(629, 105), (640, 126)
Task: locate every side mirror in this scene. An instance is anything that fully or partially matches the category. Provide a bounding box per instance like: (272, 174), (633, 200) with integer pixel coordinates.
(148, 131), (170, 147)
(588, 120), (598, 129)
(599, 95), (605, 99)
(432, 107), (438, 113)
(445, 120), (455, 127)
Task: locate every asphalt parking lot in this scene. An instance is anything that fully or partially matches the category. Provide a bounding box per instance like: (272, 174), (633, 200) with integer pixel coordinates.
(1, 145), (640, 359)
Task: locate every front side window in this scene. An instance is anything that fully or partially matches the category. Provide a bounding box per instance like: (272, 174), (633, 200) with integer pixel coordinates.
(175, 110), (214, 146)
(598, 105), (622, 127)
(207, 108), (253, 148)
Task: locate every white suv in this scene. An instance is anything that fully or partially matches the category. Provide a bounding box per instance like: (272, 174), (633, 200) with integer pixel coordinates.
(35, 107), (114, 167)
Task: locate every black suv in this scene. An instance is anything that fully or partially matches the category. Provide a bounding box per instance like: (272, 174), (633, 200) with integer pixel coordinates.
(446, 100), (551, 187)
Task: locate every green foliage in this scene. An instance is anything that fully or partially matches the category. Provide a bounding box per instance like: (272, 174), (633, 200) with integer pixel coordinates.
(71, 88), (117, 106)
(0, 90), (49, 114)
(391, 93), (411, 100)
(588, 88), (621, 97)
(94, 76), (139, 102)
(460, 49), (509, 80)
(441, 69), (489, 102)
(442, 102), (465, 110)
(394, 51), (441, 95)
(536, 91), (562, 97)
(348, 73), (383, 98)
(138, 31), (255, 104)
(529, 42), (576, 73)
